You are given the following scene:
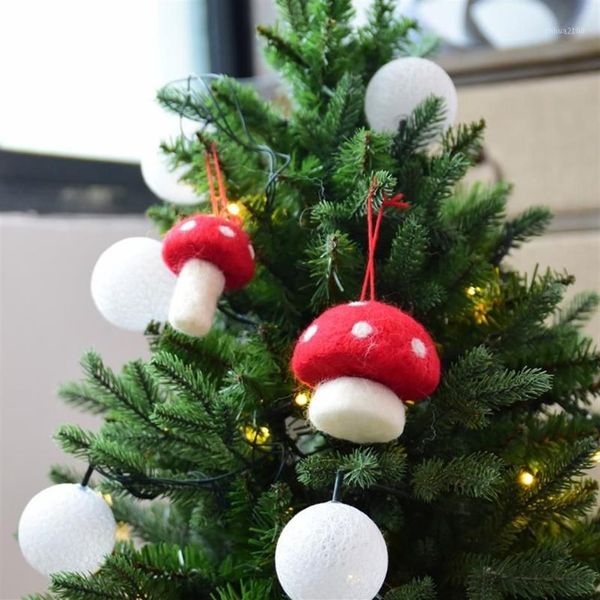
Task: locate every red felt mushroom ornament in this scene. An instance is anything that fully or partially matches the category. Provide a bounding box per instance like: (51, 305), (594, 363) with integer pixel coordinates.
(291, 183), (441, 443)
(162, 145), (255, 337)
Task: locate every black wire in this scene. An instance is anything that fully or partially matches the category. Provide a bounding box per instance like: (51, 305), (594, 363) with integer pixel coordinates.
(93, 464), (245, 490)
(217, 301), (261, 327)
(163, 73), (291, 209)
(90, 438), (289, 499)
(81, 464), (94, 487)
(271, 442), (288, 483)
(332, 469), (345, 502)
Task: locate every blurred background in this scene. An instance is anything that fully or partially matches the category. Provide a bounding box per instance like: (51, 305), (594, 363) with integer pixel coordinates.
(0, 0), (599, 596)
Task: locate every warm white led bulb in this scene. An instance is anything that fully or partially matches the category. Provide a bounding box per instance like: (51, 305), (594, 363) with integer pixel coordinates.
(18, 484), (116, 576)
(275, 501), (388, 600)
(365, 56), (457, 134)
(91, 237), (176, 332)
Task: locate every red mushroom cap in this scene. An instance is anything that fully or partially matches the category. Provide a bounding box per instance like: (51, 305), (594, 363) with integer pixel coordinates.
(291, 300), (441, 402)
(162, 214), (255, 290)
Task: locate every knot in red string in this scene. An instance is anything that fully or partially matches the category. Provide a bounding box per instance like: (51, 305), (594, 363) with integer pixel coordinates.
(359, 182), (410, 301)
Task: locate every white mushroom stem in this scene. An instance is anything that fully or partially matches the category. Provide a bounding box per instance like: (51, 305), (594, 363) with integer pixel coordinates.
(308, 376), (406, 444)
(168, 258), (226, 337)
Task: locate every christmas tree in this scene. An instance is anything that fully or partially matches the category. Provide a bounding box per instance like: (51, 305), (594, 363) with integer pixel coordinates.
(20, 1), (600, 599)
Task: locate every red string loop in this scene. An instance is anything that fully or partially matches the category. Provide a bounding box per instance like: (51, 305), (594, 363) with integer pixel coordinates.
(359, 182), (410, 301)
(204, 143), (231, 217)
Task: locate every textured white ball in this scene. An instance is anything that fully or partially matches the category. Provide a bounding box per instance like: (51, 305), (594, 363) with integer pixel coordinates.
(365, 57), (457, 133)
(275, 501), (388, 600)
(141, 148), (205, 206)
(91, 237), (176, 331)
(18, 484), (116, 576)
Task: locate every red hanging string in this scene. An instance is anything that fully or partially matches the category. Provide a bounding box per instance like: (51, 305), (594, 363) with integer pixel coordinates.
(204, 151), (219, 215)
(204, 143), (230, 217)
(360, 182), (375, 301)
(360, 183), (410, 301)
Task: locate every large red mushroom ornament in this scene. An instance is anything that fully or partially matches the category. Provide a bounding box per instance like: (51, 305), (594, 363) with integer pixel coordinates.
(291, 300), (441, 443)
(162, 214), (255, 337)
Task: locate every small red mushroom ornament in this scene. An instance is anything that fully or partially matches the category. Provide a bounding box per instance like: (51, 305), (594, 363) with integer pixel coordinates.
(291, 300), (441, 443)
(162, 214), (255, 337)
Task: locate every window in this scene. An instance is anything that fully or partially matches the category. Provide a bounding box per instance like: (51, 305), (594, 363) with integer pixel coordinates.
(0, 0), (253, 213)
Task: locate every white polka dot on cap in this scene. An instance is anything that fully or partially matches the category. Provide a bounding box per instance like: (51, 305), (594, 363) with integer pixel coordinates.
(180, 220), (197, 232)
(219, 225), (236, 238)
(411, 337), (427, 358)
(302, 324), (318, 342)
(351, 321), (374, 339)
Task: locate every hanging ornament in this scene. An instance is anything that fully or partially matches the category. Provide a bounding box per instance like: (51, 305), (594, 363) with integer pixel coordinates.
(18, 470), (116, 576)
(161, 144), (255, 337)
(141, 148), (206, 206)
(91, 237), (176, 332)
(291, 183), (441, 443)
(364, 56), (457, 133)
(275, 472), (388, 600)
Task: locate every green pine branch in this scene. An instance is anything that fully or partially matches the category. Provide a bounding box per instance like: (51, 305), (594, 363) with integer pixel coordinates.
(297, 445), (407, 490)
(412, 452), (505, 502)
(385, 576), (437, 600)
(466, 544), (598, 599)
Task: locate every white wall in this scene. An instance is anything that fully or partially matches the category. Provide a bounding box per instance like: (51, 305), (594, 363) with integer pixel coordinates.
(0, 0), (209, 162)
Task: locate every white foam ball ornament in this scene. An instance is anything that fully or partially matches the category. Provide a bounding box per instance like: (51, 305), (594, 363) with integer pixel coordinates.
(18, 484), (116, 576)
(141, 148), (205, 206)
(91, 237), (176, 332)
(365, 56), (457, 133)
(275, 501), (388, 600)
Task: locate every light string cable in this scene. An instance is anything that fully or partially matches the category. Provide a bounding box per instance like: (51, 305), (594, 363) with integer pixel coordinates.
(81, 435), (289, 500)
(331, 469), (345, 502)
(165, 73), (291, 209)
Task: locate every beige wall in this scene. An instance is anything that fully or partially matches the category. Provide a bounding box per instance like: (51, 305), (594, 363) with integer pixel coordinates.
(0, 71), (599, 598)
(459, 71), (600, 220)
(456, 70), (600, 340)
(0, 215), (151, 599)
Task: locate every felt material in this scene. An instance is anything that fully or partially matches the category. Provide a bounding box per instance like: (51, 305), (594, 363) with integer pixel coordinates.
(162, 214), (255, 290)
(365, 57), (457, 133)
(91, 237), (176, 332)
(168, 258), (226, 337)
(275, 501), (388, 600)
(18, 484), (116, 576)
(309, 376), (406, 443)
(291, 300), (441, 402)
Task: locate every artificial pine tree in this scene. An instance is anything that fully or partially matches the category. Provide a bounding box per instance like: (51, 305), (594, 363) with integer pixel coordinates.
(22, 1), (600, 598)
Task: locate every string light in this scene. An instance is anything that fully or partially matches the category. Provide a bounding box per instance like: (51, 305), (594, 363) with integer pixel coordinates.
(242, 425), (271, 445)
(101, 492), (113, 507)
(464, 272), (501, 325)
(518, 470), (535, 487)
(226, 202), (242, 218)
(404, 400), (415, 407)
(294, 392), (310, 407)
(115, 522), (132, 542)
(473, 302), (490, 325)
